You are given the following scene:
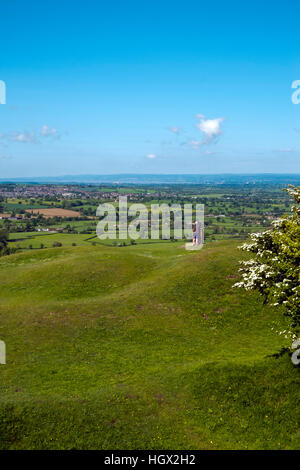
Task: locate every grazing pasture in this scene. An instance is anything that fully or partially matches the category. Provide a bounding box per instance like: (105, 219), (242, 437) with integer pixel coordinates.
(0, 240), (299, 450)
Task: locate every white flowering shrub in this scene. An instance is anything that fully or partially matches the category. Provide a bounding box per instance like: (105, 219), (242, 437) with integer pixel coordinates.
(234, 186), (300, 338)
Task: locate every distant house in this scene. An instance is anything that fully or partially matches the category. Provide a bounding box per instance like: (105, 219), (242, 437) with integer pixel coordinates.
(48, 227), (63, 232)
(0, 213), (11, 219)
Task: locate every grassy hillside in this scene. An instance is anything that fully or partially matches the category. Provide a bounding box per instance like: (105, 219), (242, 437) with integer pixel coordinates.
(0, 240), (299, 449)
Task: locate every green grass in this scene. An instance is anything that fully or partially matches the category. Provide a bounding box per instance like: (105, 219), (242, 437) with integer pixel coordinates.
(0, 240), (299, 449)
(7, 231), (175, 250)
(8, 232), (95, 249)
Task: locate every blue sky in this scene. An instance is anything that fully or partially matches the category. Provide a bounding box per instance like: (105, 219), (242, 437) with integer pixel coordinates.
(0, 0), (300, 177)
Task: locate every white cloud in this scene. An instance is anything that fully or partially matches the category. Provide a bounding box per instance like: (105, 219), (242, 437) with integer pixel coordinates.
(277, 148), (294, 153)
(1, 125), (62, 149)
(195, 114), (224, 144)
(146, 153), (156, 159)
(187, 143), (216, 154)
(41, 125), (60, 138)
(8, 131), (36, 143)
(168, 126), (180, 135)
(188, 140), (202, 149)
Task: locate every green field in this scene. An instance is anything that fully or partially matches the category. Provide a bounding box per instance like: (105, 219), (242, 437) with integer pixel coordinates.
(0, 240), (299, 449)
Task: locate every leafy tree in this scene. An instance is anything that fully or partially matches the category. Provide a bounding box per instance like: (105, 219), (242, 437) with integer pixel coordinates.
(0, 229), (8, 248)
(0, 229), (9, 256)
(234, 186), (300, 340)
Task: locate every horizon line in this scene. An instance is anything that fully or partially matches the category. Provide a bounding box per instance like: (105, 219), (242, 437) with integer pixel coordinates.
(1, 172), (300, 180)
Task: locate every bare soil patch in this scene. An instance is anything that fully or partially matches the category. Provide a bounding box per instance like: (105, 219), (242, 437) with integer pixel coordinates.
(25, 208), (82, 218)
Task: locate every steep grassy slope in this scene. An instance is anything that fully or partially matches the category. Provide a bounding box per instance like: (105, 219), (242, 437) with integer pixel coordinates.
(0, 241), (299, 449)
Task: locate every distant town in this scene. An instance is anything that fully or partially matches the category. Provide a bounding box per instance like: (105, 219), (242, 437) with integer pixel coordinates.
(0, 181), (291, 255)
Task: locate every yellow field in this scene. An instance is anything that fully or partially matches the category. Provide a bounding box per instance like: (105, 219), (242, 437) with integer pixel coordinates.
(25, 208), (82, 218)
